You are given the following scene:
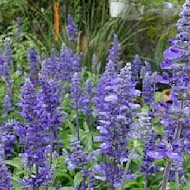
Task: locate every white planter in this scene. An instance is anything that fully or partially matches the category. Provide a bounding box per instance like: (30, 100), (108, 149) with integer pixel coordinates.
(109, 1), (128, 18)
(109, 0), (144, 20)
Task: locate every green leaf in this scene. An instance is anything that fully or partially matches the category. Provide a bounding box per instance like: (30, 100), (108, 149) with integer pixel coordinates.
(60, 187), (72, 190)
(4, 157), (23, 171)
(154, 92), (162, 102)
(74, 172), (83, 188)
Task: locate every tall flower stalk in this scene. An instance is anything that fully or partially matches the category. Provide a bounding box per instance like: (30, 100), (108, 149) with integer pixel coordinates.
(15, 79), (52, 189)
(158, 1), (190, 189)
(39, 76), (64, 167)
(70, 72), (82, 140)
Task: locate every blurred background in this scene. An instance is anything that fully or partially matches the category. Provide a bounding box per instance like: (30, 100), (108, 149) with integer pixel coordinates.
(0, 0), (185, 72)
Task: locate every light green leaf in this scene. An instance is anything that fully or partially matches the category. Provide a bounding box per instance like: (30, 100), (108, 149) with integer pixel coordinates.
(74, 172), (83, 188)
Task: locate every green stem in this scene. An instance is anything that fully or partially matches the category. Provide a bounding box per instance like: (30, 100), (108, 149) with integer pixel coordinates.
(49, 130), (54, 168)
(75, 108), (80, 140)
(120, 147), (135, 190)
(87, 117), (94, 143)
(175, 170), (180, 190)
(144, 175), (148, 190)
(160, 100), (184, 190)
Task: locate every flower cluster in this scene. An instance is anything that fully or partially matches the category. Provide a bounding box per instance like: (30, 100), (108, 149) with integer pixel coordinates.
(28, 48), (40, 86)
(67, 14), (78, 43)
(15, 79), (52, 188)
(0, 157), (12, 190)
(94, 36), (140, 187)
(42, 45), (82, 82)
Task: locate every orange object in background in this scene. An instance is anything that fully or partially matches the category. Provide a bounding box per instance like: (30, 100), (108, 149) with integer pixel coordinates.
(54, 2), (60, 41)
(161, 89), (171, 103)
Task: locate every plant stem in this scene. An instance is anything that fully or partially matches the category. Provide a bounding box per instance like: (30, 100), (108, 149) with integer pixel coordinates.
(120, 147), (135, 190)
(49, 130), (54, 168)
(75, 108), (80, 140)
(144, 175), (148, 190)
(160, 100), (184, 190)
(175, 170), (180, 190)
(87, 117), (94, 143)
(160, 160), (171, 190)
(34, 165), (40, 190)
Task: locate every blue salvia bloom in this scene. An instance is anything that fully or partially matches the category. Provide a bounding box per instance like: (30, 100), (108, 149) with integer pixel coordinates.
(3, 61), (11, 86)
(130, 111), (152, 140)
(27, 48), (40, 86)
(15, 79), (52, 188)
(39, 76), (64, 158)
(95, 64), (140, 187)
(94, 60), (116, 113)
(57, 44), (82, 81)
(95, 162), (137, 188)
(65, 138), (88, 170)
(42, 49), (59, 80)
(2, 120), (15, 158)
(21, 167), (53, 189)
(70, 72), (82, 109)
(141, 131), (160, 175)
(88, 169), (95, 190)
(148, 1), (190, 188)
(67, 14), (78, 43)
(4, 41), (13, 71)
(107, 34), (121, 67)
(131, 54), (142, 83)
(142, 72), (156, 105)
(16, 80), (49, 166)
(80, 79), (93, 116)
(18, 79), (38, 124)
(3, 90), (12, 117)
(94, 35), (121, 113)
(0, 50), (5, 78)
(144, 61), (152, 74)
(0, 157), (13, 190)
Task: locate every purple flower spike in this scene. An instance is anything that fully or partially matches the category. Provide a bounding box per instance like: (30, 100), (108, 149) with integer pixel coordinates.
(65, 138), (88, 170)
(67, 14), (78, 43)
(131, 54), (141, 83)
(28, 48), (40, 86)
(0, 158), (12, 190)
(107, 34), (121, 67)
(142, 72), (155, 105)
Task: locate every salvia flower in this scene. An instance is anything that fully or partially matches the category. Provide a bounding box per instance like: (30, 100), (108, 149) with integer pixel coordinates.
(21, 167), (52, 189)
(95, 162), (137, 188)
(41, 49), (59, 80)
(15, 79), (51, 188)
(67, 14), (78, 43)
(130, 111), (152, 140)
(57, 44), (82, 81)
(0, 157), (12, 190)
(4, 41), (13, 72)
(2, 120), (15, 158)
(0, 50), (5, 78)
(80, 79), (93, 116)
(131, 54), (141, 83)
(107, 34), (121, 68)
(70, 72), (82, 110)
(142, 72), (156, 105)
(3, 90), (12, 118)
(151, 1), (190, 188)
(27, 48), (40, 86)
(39, 75), (65, 163)
(95, 63), (139, 187)
(65, 138), (88, 170)
(141, 131), (160, 176)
